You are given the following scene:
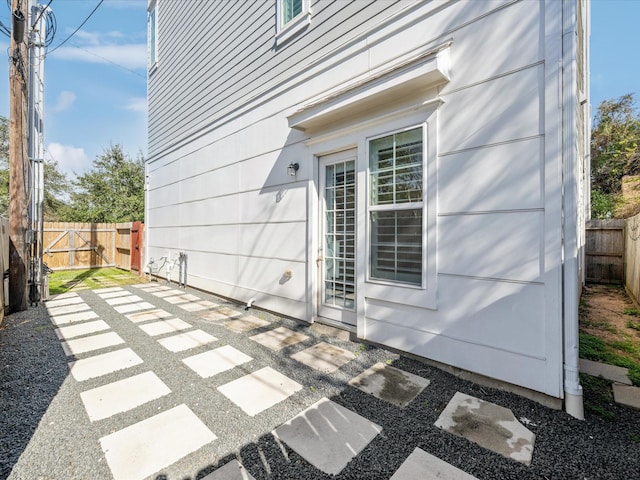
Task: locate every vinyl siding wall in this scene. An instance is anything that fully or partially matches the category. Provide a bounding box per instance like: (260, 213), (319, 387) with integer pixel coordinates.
(147, 0), (585, 399)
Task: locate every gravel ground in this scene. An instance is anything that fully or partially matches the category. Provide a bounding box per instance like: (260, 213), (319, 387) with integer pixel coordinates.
(1, 285), (639, 480)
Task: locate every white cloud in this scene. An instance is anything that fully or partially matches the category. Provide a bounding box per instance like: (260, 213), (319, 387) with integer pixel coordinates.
(52, 91), (76, 113)
(51, 43), (147, 70)
(124, 97), (147, 113)
(45, 143), (90, 177)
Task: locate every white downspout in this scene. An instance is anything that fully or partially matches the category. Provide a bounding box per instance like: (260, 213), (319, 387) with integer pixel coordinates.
(562, 0), (584, 420)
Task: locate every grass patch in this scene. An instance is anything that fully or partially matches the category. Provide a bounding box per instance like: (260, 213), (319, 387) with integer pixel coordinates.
(49, 267), (144, 295)
(580, 374), (616, 422)
(624, 307), (639, 316)
(579, 332), (640, 386)
(627, 319), (640, 332)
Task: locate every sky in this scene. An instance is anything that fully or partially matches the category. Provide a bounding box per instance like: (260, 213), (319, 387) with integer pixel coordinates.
(0, 0), (147, 178)
(0, 0), (639, 180)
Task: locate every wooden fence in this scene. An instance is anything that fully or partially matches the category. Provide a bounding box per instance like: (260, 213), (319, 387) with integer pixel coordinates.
(585, 219), (626, 284)
(625, 212), (640, 305)
(43, 222), (143, 272)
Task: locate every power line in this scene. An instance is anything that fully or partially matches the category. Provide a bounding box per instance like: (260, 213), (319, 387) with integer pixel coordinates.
(47, 0), (103, 55)
(68, 40), (146, 79)
(32, 0), (53, 28)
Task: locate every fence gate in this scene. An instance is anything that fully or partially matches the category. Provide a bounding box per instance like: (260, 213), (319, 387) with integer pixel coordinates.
(131, 221), (143, 272)
(585, 219), (625, 284)
(43, 222), (116, 270)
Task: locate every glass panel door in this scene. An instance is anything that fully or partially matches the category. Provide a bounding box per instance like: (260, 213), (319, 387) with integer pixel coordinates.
(319, 152), (356, 326)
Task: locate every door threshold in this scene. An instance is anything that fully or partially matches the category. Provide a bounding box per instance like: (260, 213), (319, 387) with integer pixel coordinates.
(314, 316), (357, 334)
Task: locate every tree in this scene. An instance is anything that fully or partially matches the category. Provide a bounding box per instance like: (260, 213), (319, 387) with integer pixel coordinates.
(0, 115), (70, 220)
(64, 144), (144, 223)
(590, 94), (640, 218)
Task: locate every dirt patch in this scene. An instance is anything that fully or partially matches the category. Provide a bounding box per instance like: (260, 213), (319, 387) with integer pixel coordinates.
(580, 284), (640, 375)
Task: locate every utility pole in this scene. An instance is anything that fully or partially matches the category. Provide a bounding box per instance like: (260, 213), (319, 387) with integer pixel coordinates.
(9, 0), (29, 312)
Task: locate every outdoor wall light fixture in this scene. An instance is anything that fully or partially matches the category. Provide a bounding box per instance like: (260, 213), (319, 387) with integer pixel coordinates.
(287, 162), (299, 176)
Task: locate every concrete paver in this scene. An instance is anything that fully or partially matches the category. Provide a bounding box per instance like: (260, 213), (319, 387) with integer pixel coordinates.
(45, 295), (85, 308)
(50, 310), (99, 325)
(54, 320), (111, 340)
(138, 318), (192, 336)
(349, 362), (431, 407)
(250, 326), (309, 351)
(68, 347), (144, 381)
(114, 301), (155, 313)
(183, 345), (253, 378)
(61, 331), (125, 356)
(435, 391), (536, 466)
(105, 295), (143, 306)
(99, 404), (217, 480)
(291, 341), (356, 373)
(46, 302), (91, 316)
(125, 308), (172, 323)
(580, 358), (632, 385)
(157, 329), (218, 352)
(218, 367), (302, 416)
(612, 383), (640, 409)
(80, 371), (171, 421)
(202, 460), (256, 480)
(390, 447), (479, 480)
(224, 316), (270, 333)
(274, 397), (382, 475)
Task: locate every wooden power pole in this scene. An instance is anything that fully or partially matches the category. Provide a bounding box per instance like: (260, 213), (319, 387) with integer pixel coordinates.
(9, 0), (29, 312)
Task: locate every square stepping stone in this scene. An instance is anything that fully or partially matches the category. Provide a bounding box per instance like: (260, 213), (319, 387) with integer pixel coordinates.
(55, 320), (111, 341)
(179, 300), (219, 312)
(183, 345), (252, 378)
(434, 392), (536, 466)
(291, 342), (355, 373)
(50, 310), (99, 326)
(580, 358), (631, 385)
(274, 397), (382, 475)
(224, 316), (270, 333)
(68, 348), (143, 381)
(47, 303), (91, 316)
(218, 367), (301, 416)
(114, 302), (154, 314)
(80, 371), (171, 422)
(202, 460), (256, 480)
(157, 330), (218, 352)
(99, 291), (132, 299)
(138, 318), (192, 336)
(106, 295), (143, 306)
(153, 289), (184, 298)
(51, 292), (79, 300)
(94, 287), (125, 293)
(349, 363), (431, 407)
(61, 332), (125, 356)
(100, 404), (217, 480)
(217, 307), (242, 318)
(612, 384), (640, 409)
(125, 309), (172, 323)
(199, 310), (232, 322)
(390, 447), (478, 480)
(250, 327), (309, 351)
(46, 295), (85, 308)
(164, 293), (201, 304)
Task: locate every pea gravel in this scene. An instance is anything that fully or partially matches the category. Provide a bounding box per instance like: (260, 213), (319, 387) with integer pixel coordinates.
(1, 286), (639, 480)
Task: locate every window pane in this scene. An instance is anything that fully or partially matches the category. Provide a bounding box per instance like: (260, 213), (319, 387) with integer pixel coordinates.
(370, 210), (422, 285)
(283, 0), (302, 24)
(370, 127), (422, 205)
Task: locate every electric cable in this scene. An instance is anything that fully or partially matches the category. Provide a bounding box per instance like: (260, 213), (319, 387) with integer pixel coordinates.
(68, 40), (146, 79)
(47, 0), (103, 55)
(31, 0), (53, 28)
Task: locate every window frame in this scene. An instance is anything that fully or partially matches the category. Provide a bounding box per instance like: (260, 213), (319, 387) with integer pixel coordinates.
(276, 0), (311, 46)
(367, 125), (427, 288)
(148, 0), (158, 72)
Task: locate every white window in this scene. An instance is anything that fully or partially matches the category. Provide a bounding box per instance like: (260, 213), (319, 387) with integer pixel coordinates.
(276, 0), (311, 45)
(369, 127), (424, 286)
(148, 1), (158, 70)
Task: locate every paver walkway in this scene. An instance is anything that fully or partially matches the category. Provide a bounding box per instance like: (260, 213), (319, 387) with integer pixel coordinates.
(6, 284), (553, 479)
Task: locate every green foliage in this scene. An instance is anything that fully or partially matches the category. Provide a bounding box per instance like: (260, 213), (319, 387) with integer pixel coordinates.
(0, 115), (70, 219)
(624, 307), (639, 316)
(591, 93), (640, 197)
(590, 189), (616, 219)
(580, 332), (640, 386)
(626, 320), (640, 332)
(63, 144), (144, 223)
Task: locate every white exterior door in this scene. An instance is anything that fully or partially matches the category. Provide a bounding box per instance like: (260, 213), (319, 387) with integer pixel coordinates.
(318, 150), (357, 326)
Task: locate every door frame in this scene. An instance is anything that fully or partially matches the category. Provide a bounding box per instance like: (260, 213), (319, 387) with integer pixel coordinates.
(316, 149), (358, 327)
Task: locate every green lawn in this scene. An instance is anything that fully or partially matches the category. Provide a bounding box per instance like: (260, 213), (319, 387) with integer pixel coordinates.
(48, 267), (145, 295)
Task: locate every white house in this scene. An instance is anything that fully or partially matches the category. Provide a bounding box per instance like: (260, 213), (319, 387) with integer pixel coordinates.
(146, 0), (590, 418)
